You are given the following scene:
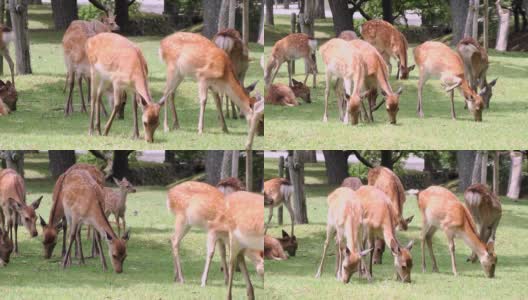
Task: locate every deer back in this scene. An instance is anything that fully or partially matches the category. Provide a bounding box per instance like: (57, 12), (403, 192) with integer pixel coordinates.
(224, 191), (264, 244)
(368, 167), (406, 221)
(265, 83), (299, 106)
(213, 28), (249, 81)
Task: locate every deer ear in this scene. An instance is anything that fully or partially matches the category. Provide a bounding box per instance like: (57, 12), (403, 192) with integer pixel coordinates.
(381, 90), (387, 97)
(345, 247), (351, 256)
(0, 79), (5, 86)
(396, 86), (404, 95)
(408, 65), (415, 72)
(123, 230), (130, 241)
(406, 240), (414, 250)
(282, 230), (289, 238)
(489, 78), (498, 87)
(158, 95), (167, 106)
(106, 231), (114, 243)
(56, 220), (64, 231)
(291, 78), (300, 85)
(113, 177), (120, 185)
(39, 215), (47, 227)
(360, 248), (373, 257)
(32, 196), (43, 210)
(245, 80), (259, 93)
(405, 215), (414, 225)
(390, 239), (400, 255)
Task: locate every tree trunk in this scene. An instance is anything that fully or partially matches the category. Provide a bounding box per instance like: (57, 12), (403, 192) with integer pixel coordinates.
(221, 150), (233, 179)
(483, 0), (489, 49)
(203, 0), (222, 38)
(0, 0), (5, 75)
(112, 151), (132, 179)
(231, 150), (240, 177)
(218, 0), (229, 30)
(450, 0), (469, 45)
(315, 0), (325, 19)
(205, 150), (224, 185)
(472, 0), (479, 38)
(457, 150), (476, 192)
(464, 0), (476, 38)
(303, 150), (317, 163)
(28, 0), (42, 3)
(9, 0), (32, 74)
(228, 0), (236, 28)
(277, 156), (285, 225)
(493, 151), (500, 194)
(265, 0), (274, 25)
(288, 151), (308, 224)
(284, 0), (290, 9)
(380, 150), (393, 170)
(328, 0), (354, 36)
(382, 0), (392, 23)
(299, 0), (315, 37)
(471, 150), (483, 184)
(115, 0), (130, 33)
(258, 0), (265, 45)
(507, 151), (523, 200)
(245, 150), (253, 191)
(242, 0), (250, 45)
(164, 150), (176, 164)
(48, 151), (76, 179)
(51, 0), (78, 30)
(495, 0), (510, 51)
(322, 150), (349, 185)
(0, 150), (24, 178)
(480, 151), (488, 184)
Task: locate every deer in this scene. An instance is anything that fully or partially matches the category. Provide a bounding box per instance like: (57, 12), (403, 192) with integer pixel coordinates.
(320, 38), (367, 125)
(0, 25), (15, 85)
(213, 28), (249, 119)
(264, 234), (288, 260)
(264, 178), (295, 236)
(456, 37), (498, 109)
(103, 177), (136, 237)
(60, 168), (130, 273)
(0, 169), (42, 254)
(464, 183), (502, 263)
(86, 32), (165, 143)
(356, 185), (414, 283)
(0, 227), (13, 266)
(414, 41), (484, 122)
(277, 229), (297, 257)
(217, 177), (246, 195)
(341, 177), (363, 190)
(264, 33), (318, 88)
(415, 186), (497, 278)
(360, 20), (415, 80)
(265, 83), (299, 106)
(315, 187), (373, 283)
(0, 79), (17, 116)
(338, 30), (358, 41)
(158, 32), (262, 150)
(62, 12), (120, 116)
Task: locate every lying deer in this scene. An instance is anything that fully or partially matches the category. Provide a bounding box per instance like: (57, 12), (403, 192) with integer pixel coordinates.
(264, 234), (288, 260)
(0, 227), (13, 266)
(464, 183), (502, 263)
(0, 169), (42, 254)
(361, 20), (415, 79)
(103, 177), (136, 237)
(86, 32), (165, 143)
(0, 25), (15, 85)
(315, 187), (372, 283)
(416, 186), (497, 277)
(264, 178), (295, 236)
(265, 33), (318, 88)
(265, 83), (299, 106)
(341, 177), (363, 190)
(414, 41), (484, 121)
(456, 37), (498, 108)
(356, 185), (414, 282)
(0, 79), (17, 116)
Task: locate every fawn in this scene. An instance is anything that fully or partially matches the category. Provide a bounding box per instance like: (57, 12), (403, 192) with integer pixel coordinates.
(264, 178), (295, 236)
(103, 177), (136, 237)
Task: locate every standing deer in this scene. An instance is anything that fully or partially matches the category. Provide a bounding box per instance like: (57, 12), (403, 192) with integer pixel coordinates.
(86, 32), (165, 143)
(0, 227), (13, 266)
(265, 33), (318, 88)
(264, 178), (295, 236)
(217, 177), (246, 195)
(456, 37), (498, 108)
(338, 30), (358, 41)
(0, 25), (15, 85)
(0, 169), (42, 254)
(464, 183), (502, 263)
(341, 177), (363, 190)
(0, 79), (17, 116)
(414, 41), (484, 121)
(356, 185), (414, 283)
(60, 169), (130, 273)
(320, 38), (367, 125)
(416, 186), (497, 277)
(103, 177), (136, 237)
(360, 20), (415, 80)
(315, 187), (372, 283)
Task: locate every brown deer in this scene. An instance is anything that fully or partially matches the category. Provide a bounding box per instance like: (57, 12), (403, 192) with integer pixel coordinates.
(416, 186), (497, 277)
(0, 25), (15, 85)
(103, 177), (136, 237)
(277, 229), (297, 257)
(217, 177), (246, 195)
(456, 37), (498, 108)
(338, 30), (358, 41)
(360, 20), (415, 80)
(60, 168), (129, 273)
(356, 185), (414, 283)
(0, 227), (13, 266)
(464, 183), (502, 263)
(265, 33), (318, 88)
(414, 41), (484, 121)
(264, 178), (295, 236)
(341, 177), (363, 190)
(264, 234), (288, 260)
(291, 78), (311, 103)
(320, 38), (367, 125)
(0, 80), (17, 116)
(315, 187), (372, 283)
(86, 32), (165, 143)
(265, 83), (299, 106)
(0, 169), (42, 254)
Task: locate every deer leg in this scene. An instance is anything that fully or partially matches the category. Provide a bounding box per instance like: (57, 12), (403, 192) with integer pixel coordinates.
(1, 47), (15, 86)
(226, 238), (240, 300)
(450, 89), (456, 120)
(95, 231), (108, 272)
(323, 72), (332, 122)
(197, 81), (209, 134)
(287, 60), (293, 86)
(115, 215), (121, 237)
(13, 213), (18, 255)
(62, 221), (78, 269)
(131, 94), (140, 140)
(269, 62), (282, 85)
(172, 215), (190, 283)
(121, 215), (126, 237)
(368, 236), (374, 278)
(237, 253), (255, 300)
(283, 198), (295, 237)
(88, 74), (99, 136)
(64, 70), (75, 116)
(201, 231), (218, 287)
(426, 228), (439, 272)
(62, 217), (67, 257)
(103, 84), (121, 136)
(78, 76), (88, 113)
(162, 71), (183, 132)
(217, 238), (229, 284)
(417, 71), (427, 118)
(213, 92), (229, 133)
(447, 235), (457, 276)
(315, 224), (334, 278)
(77, 226), (85, 265)
(168, 92), (179, 130)
(264, 206), (273, 234)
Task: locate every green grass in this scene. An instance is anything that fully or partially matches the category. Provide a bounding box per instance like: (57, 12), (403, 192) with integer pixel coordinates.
(264, 16), (528, 149)
(0, 154), (262, 299)
(264, 158), (528, 299)
(0, 5), (263, 150)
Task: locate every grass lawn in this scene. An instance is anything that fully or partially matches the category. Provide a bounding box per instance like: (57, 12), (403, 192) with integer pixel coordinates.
(264, 16), (528, 149)
(0, 5), (263, 150)
(264, 157), (528, 299)
(0, 154), (262, 299)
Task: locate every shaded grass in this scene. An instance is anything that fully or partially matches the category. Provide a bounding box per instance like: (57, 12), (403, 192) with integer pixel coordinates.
(0, 5), (263, 150)
(264, 158), (528, 299)
(264, 16), (528, 150)
(0, 155), (262, 299)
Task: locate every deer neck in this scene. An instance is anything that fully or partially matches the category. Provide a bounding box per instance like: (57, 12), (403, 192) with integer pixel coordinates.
(376, 63), (393, 95)
(133, 69), (152, 104)
(223, 71), (252, 117)
(459, 79), (477, 98)
(344, 215), (359, 251)
(119, 189), (128, 207)
(92, 202), (118, 240)
(396, 38), (408, 69)
(460, 221), (488, 258)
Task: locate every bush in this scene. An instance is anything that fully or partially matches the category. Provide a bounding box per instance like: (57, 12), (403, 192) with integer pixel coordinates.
(127, 14), (175, 36)
(78, 1), (142, 20)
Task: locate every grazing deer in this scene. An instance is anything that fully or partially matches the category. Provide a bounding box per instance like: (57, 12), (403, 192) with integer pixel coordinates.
(265, 33), (318, 88)
(62, 13), (119, 116)
(456, 37), (498, 108)
(217, 177), (246, 195)
(0, 227), (13, 266)
(341, 177), (363, 190)
(416, 186), (497, 277)
(360, 20), (415, 80)
(0, 80), (17, 115)
(315, 187), (372, 283)
(60, 169), (129, 273)
(86, 32), (165, 143)
(464, 183), (502, 263)
(356, 185), (414, 282)
(320, 38), (367, 125)
(0, 169), (42, 254)
(0, 25), (15, 85)
(103, 177), (136, 237)
(338, 30), (358, 41)
(414, 41), (484, 121)
(213, 28), (249, 119)
(264, 234), (288, 260)
(264, 178), (295, 236)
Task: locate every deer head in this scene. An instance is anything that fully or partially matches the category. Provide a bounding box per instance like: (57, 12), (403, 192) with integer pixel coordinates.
(100, 9), (119, 32)
(480, 240), (497, 278)
(106, 230), (130, 273)
(0, 80), (18, 111)
(9, 196), (42, 237)
(398, 64), (415, 80)
(479, 78), (498, 109)
(114, 177), (136, 194)
(278, 230), (298, 257)
(341, 247), (372, 283)
(140, 96), (165, 143)
(40, 216), (63, 259)
(291, 79), (311, 103)
(397, 215), (414, 231)
(0, 227), (14, 266)
(381, 86), (403, 124)
(447, 81), (484, 122)
(391, 239), (414, 283)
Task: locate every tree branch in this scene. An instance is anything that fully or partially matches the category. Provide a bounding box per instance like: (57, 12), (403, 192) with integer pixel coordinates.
(89, 150), (110, 161)
(88, 0), (108, 12)
(352, 151), (375, 168)
(392, 151), (405, 164)
(128, 0), (136, 6)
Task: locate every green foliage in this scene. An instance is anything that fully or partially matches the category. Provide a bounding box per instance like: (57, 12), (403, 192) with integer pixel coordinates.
(78, 0), (142, 21)
(362, 0), (450, 26)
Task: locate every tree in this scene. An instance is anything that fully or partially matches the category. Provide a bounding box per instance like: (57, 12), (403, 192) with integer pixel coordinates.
(202, 0), (222, 38)
(328, 0), (369, 36)
(380, 150), (394, 169)
(492, 151), (500, 194)
(221, 150), (233, 179)
(259, 0), (265, 45)
(315, 0), (325, 19)
(205, 150), (224, 185)
(457, 150), (476, 192)
(228, 0), (236, 28)
(471, 150), (483, 184)
(495, 0), (510, 51)
(218, 0), (230, 29)
(0, 150), (24, 177)
(89, 150), (133, 179)
(464, 0), (479, 39)
(449, 0), (469, 45)
(382, 0), (392, 23)
(51, 0), (78, 30)
(48, 151), (76, 179)
(299, 0), (315, 37)
(164, 150), (176, 164)
(322, 150), (350, 185)
(507, 151), (523, 200)
(265, 0), (274, 25)
(89, 0), (136, 33)
(287, 151), (308, 224)
(242, 0), (250, 45)
(9, 0), (32, 74)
